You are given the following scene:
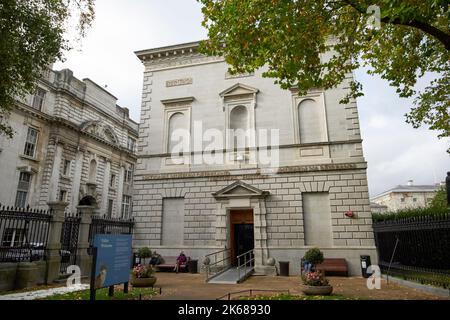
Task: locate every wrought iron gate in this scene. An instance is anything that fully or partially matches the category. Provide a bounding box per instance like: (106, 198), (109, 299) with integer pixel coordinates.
(59, 212), (81, 274)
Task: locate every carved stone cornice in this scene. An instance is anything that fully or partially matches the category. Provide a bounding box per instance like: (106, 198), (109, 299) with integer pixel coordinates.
(135, 41), (223, 71)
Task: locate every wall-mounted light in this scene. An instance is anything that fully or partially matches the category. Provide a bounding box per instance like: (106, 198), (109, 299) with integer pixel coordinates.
(345, 210), (355, 218)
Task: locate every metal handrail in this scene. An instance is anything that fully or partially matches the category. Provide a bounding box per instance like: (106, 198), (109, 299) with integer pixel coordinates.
(205, 247), (232, 281)
(237, 249), (254, 281)
(216, 289), (290, 300)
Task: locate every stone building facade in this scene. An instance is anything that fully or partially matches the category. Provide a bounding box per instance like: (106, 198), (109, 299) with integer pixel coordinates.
(371, 181), (441, 212)
(133, 41), (377, 275)
(0, 67), (138, 218)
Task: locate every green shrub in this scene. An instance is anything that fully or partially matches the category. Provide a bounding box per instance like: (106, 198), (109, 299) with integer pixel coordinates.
(137, 247), (152, 259)
(303, 248), (324, 266)
(428, 187), (448, 210)
(372, 206), (449, 222)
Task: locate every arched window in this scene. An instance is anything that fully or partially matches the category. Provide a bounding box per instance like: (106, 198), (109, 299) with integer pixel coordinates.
(167, 112), (188, 153)
(230, 105), (248, 149)
(88, 159), (97, 183)
(298, 99), (325, 143)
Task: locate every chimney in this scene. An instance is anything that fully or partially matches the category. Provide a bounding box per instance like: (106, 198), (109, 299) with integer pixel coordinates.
(407, 180), (413, 186)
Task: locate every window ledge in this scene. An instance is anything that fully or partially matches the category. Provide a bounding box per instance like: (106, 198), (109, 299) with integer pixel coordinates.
(20, 155), (39, 162)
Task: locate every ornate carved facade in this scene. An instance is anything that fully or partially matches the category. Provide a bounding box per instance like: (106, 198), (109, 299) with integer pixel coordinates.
(0, 68), (138, 218)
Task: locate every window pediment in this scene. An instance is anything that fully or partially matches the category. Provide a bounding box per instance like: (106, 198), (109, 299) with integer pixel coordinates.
(219, 83), (259, 99)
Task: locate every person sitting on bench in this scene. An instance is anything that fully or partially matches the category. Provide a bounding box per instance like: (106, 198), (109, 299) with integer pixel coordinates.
(174, 251), (187, 273)
(150, 251), (162, 267)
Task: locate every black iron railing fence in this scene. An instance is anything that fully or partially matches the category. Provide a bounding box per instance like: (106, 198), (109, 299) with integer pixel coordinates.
(59, 211), (81, 274)
(0, 205), (52, 262)
(373, 213), (450, 288)
(88, 215), (134, 247)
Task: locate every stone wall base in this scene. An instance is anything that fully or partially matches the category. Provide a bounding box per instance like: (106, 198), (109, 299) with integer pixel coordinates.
(0, 263), (18, 291)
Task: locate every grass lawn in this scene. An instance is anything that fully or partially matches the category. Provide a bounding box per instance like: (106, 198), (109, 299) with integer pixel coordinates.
(239, 293), (357, 300)
(0, 284), (64, 296)
(42, 287), (158, 300)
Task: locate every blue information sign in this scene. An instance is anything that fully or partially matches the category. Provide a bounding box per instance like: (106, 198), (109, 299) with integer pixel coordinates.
(93, 234), (132, 289)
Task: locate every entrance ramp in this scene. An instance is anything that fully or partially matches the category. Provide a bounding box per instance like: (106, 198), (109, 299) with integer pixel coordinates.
(207, 266), (254, 284)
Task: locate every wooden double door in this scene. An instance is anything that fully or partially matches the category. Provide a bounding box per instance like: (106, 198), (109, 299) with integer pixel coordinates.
(229, 209), (254, 266)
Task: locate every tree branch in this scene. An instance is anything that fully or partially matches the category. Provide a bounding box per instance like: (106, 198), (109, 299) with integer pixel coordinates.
(341, 0), (450, 50)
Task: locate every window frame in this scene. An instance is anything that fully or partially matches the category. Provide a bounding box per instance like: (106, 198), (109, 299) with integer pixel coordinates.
(59, 189), (67, 202)
(23, 127), (39, 158)
(15, 172), (32, 208)
(127, 137), (136, 152)
(62, 159), (71, 177)
(121, 195), (132, 219)
(1, 228), (27, 247)
(107, 199), (114, 218)
(110, 174), (116, 188)
(32, 88), (46, 111)
(290, 90), (328, 145)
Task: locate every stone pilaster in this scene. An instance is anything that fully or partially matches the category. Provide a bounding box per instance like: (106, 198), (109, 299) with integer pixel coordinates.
(101, 159), (111, 215)
(116, 164), (125, 218)
(46, 201), (68, 283)
(48, 144), (64, 202)
(76, 205), (95, 277)
(70, 150), (84, 212)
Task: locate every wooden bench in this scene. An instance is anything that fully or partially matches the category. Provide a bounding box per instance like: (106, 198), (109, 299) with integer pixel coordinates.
(315, 258), (348, 277)
(155, 256), (190, 272)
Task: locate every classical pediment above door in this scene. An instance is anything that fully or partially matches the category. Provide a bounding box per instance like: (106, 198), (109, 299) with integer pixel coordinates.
(212, 180), (269, 199)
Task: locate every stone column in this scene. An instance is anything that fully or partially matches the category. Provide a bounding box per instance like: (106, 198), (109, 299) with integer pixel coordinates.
(116, 165), (125, 217)
(76, 205), (95, 277)
(70, 150), (84, 212)
(101, 159), (111, 215)
(253, 198), (275, 275)
(48, 144), (64, 202)
(46, 201), (68, 283)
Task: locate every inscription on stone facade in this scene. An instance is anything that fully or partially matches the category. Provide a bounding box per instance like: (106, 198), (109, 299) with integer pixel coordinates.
(166, 78), (193, 87)
(140, 163), (358, 180)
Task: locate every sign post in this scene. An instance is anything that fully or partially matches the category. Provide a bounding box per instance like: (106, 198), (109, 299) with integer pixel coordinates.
(89, 234), (133, 301)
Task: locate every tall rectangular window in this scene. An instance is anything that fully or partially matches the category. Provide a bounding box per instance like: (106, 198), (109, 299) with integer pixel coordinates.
(124, 165), (134, 184)
(110, 174), (116, 188)
(107, 199), (114, 218)
(15, 172), (31, 208)
(59, 190), (67, 202)
(121, 195), (132, 219)
(1, 228), (27, 247)
(32, 88), (46, 111)
(23, 127), (38, 158)
(127, 137), (136, 152)
(63, 159), (71, 176)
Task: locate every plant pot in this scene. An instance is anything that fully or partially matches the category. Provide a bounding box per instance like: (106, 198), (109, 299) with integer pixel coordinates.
(300, 285), (333, 296)
(130, 276), (157, 287)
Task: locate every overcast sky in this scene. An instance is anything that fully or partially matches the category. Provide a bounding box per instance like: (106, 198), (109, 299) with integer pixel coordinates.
(54, 0), (449, 197)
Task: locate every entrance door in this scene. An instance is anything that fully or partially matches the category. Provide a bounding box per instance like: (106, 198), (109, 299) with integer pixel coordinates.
(230, 210), (254, 266)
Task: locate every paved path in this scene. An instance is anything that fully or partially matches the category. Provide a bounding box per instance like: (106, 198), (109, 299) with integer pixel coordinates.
(151, 272), (448, 300)
(0, 284), (89, 300)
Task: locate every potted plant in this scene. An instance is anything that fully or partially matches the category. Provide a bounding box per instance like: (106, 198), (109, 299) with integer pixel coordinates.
(300, 270), (333, 295)
(300, 248), (332, 295)
(137, 247), (152, 265)
(130, 264), (157, 287)
(303, 247), (324, 271)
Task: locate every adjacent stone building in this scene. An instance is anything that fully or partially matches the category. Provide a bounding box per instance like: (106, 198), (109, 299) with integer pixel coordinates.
(0, 67), (138, 218)
(133, 41), (377, 276)
(371, 180), (442, 212)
